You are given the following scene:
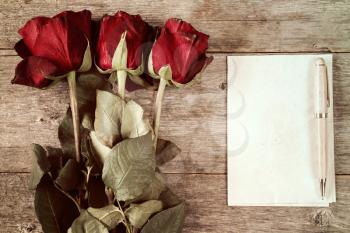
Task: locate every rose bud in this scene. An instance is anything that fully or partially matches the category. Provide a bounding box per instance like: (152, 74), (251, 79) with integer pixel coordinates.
(12, 10), (93, 163)
(96, 11), (154, 99)
(12, 10), (92, 88)
(148, 18), (213, 86)
(148, 18), (213, 147)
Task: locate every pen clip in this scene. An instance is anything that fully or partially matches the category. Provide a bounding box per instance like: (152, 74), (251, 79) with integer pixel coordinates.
(324, 64), (330, 108)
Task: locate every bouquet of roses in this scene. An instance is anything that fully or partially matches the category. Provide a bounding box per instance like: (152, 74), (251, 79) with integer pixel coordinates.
(12, 10), (212, 233)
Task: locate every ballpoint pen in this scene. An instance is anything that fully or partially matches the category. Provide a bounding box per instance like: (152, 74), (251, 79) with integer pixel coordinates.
(315, 58), (330, 200)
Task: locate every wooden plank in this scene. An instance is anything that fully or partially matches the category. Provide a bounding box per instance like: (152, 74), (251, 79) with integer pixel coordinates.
(1, 52), (350, 174)
(2, 0), (350, 22)
(336, 154), (350, 175)
(1, 173), (350, 233)
(0, 1), (350, 52)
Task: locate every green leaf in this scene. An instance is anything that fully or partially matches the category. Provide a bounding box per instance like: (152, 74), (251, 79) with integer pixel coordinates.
(125, 200), (163, 228)
(89, 131), (112, 163)
(29, 144), (51, 190)
(141, 202), (185, 233)
(87, 205), (124, 230)
(134, 172), (166, 202)
(55, 159), (83, 191)
(121, 99), (151, 139)
(156, 139), (181, 166)
(68, 210), (109, 233)
(35, 181), (80, 233)
(94, 90), (124, 147)
(102, 133), (156, 201)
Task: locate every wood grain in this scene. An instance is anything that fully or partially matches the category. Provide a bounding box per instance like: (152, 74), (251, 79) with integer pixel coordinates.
(1, 173), (350, 233)
(0, 1), (350, 52)
(1, 52), (349, 174)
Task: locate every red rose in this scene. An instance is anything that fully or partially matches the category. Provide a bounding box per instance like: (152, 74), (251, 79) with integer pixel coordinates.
(96, 11), (154, 75)
(149, 18), (213, 85)
(12, 10), (92, 88)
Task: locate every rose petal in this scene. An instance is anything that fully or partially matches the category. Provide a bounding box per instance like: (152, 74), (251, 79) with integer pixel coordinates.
(12, 56), (57, 88)
(91, 20), (101, 54)
(96, 15), (122, 70)
(152, 19), (211, 84)
(96, 11), (154, 70)
(14, 39), (32, 58)
(152, 29), (175, 72)
(54, 10), (92, 39)
(182, 55), (213, 84)
(33, 16), (88, 72)
(165, 19), (209, 40)
(153, 29), (201, 83)
(18, 16), (50, 52)
(165, 18), (209, 56)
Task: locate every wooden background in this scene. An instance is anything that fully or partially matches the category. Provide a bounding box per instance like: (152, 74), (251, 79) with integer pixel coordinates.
(0, 0), (350, 232)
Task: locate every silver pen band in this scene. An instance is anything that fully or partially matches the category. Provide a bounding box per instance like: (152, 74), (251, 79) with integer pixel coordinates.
(315, 113), (328, 118)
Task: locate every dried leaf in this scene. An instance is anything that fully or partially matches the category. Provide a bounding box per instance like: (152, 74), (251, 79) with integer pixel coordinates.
(87, 176), (109, 208)
(89, 131), (112, 163)
(94, 90), (152, 149)
(68, 210), (108, 233)
(112, 31), (128, 70)
(125, 200), (163, 228)
(29, 144), (51, 190)
(76, 72), (110, 109)
(68, 205), (123, 233)
(141, 202), (185, 233)
(45, 146), (65, 179)
(94, 90), (124, 147)
(81, 131), (103, 174)
(81, 113), (94, 130)
(121, 100), (151, 139)
(78, 41), (92, 72)
(58, 109), (83, 158)
(159, 188), (182, 209)
(35, 181), (80, 233)
(156, 139), (181, 166)
(134, 172), (166, 202)
(55, 159), (83, 191)
(102, 133), (155, 201)
(87, 205), (124, 229)
(59, 74), (109, 158)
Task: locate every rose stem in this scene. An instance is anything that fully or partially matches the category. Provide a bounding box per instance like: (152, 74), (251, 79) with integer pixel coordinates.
(153, 77), (167, 148)
(117, 70), (127, 99)
(67, 71), (81, 163)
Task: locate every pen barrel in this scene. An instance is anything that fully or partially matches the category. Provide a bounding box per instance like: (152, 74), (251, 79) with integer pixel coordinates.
(317, 118), (328, 179)
(315, 59), (328, 113)
(315, 58), (328, 182)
